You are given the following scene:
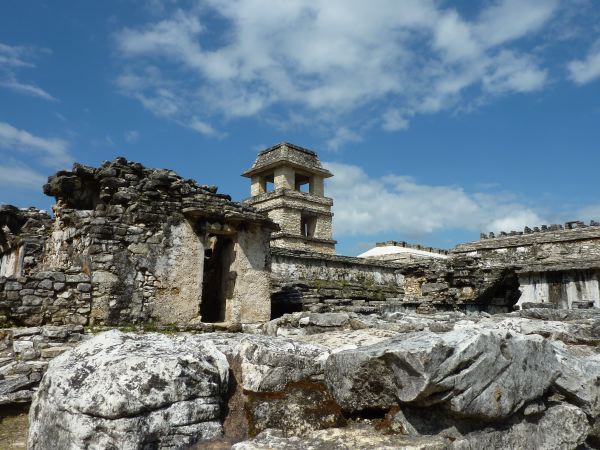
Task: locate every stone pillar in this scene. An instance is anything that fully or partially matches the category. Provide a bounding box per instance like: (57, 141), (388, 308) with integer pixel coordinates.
(310, 176), (324, 196)
(251, 176), (266, 196)
(274, 166), (295, 190)
(314, 215), (333, 240)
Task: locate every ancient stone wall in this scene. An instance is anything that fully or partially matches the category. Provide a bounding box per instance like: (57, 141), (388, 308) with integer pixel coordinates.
(453, 221), (600, 310)
(0, 272), (91, 327)
(0, 324), (87, 407)
(0, 207), (53, 278)
(1, 157), (276, 328)
(517, 270), (600, 309)
(454, 221), (600, 269)
(271, 248), (403, 285)
(270, 249), (513, 316)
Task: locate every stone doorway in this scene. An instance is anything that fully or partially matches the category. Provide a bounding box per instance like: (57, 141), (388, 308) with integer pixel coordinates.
(200, 234), (236, 322)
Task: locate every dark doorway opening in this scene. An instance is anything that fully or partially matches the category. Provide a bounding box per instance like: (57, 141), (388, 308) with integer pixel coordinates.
(301, 214), (317, 238)
(271, 285), (304, 319)
(201, 234), (235, 322)
(479, 270), (522, 314)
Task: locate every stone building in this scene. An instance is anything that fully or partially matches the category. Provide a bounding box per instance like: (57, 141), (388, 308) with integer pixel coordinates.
(3, 145), (600, 334)
(453, 222), (600, 309)
(0, 157), (277, 327)
(358, 241), (449, 262)
(242, 142), (336, 254)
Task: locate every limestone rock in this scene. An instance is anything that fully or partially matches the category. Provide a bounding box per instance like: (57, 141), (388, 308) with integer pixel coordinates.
(552, 341), (600, 418)
(453, 404), (589, 450)
(234, 335), (328, 392)
(28, 330), (228, 450)
(325, 328), (559, 420)
(296, 328), (400, 352)
(229, 335), (343, 437)
(232, 426), (450, 450)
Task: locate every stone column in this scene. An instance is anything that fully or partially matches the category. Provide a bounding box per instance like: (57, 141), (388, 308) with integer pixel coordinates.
(251, 176), (266, 196)
(274, 166), (295, 190)
(310, 176), (324, 196)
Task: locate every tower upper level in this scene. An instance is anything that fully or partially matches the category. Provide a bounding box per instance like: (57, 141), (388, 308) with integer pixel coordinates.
(242, 142), (336, 254)
(242, 142), (333, 197)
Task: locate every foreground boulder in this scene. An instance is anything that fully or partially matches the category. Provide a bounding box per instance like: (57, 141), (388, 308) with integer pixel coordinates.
(325, 328), (559, 420)
(206, 334), (344, 438)
(232, 426), (450, 450)
(24, 311), (600, 449)
(28, 330), (228, 449)
(453, 403), (589, 449)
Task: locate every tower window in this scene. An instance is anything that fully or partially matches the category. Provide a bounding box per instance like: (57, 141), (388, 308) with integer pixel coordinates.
(301, 214), (317, 238)
(295, 174), (311, 193)
(264, 173), (274, 192)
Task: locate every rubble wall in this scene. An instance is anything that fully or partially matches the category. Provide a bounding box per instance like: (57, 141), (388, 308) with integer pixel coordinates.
(1, 157), (276, 328)
(0, 207), (53, 278)
(0, 272), (91, 327)
(270, 249), (513, 316)
(454, 223), (600, 310)
(0, 324), (87, 407)
(453, 225), (600, 269)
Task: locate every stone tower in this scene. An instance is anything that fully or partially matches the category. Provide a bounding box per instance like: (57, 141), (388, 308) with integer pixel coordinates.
(242, 142), (336, 254)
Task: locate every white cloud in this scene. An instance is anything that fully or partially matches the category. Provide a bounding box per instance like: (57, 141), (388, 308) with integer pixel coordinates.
(113, 0), (561, 144)
(326, 127), (362, 151)
(0, 121), (72, 168)
(188, 117), (222, 137)
(0, 43), (55, 101)
(0, 163), (46, 189)
(568, 39), (600, 85)
(125, 130), (140, 142)
(0, 78), (56, 101)
(325, 162), (544, 237)
(482, 51), (547, 94)
(0, 43), (34, 68)
(475, 0), (559, 47)
(382, 109), (409, 131)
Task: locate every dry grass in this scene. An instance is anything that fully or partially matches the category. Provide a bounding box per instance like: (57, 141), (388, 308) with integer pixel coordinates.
(0, 409), (29, 450)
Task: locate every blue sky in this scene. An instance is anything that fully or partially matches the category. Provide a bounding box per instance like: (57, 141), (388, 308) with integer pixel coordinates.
(1, 0), (600, 255)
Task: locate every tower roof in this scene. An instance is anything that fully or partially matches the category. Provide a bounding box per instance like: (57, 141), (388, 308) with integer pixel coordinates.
(242, 142), (333, 178)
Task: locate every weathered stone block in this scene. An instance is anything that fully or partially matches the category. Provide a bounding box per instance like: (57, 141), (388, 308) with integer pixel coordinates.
(77, 283), (91, 293)
(4, 282), (22, 291)
(37, 279), (54, 290)
(22, 296), (43, 306)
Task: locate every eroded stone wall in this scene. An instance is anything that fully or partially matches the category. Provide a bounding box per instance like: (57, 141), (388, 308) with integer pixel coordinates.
(232, 225), (273, 323)
(0, 272), (91, 327)
(453, 222), (600, 310)
(1, 157), (276, 328)
(0, 324), (87, 406)
(517, 270), (600, 309)
(270, 249), (514, 316)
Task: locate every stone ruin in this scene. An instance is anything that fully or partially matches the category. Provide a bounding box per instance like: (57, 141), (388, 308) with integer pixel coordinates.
(243, 142), (336, 254)
(3, 142), (600, 449)
(0, 143), (600, 450)
(2, 143), (599, 332)
(0, 157), (276, 328)
(454, 221), (600, 310)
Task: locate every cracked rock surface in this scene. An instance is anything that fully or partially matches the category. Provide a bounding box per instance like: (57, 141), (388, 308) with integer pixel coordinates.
(27, 330), (229, 450)
(27, 309), (600, 449)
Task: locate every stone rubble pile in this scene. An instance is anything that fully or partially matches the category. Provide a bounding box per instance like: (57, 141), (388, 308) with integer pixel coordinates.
(27, 308), (600, 449)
